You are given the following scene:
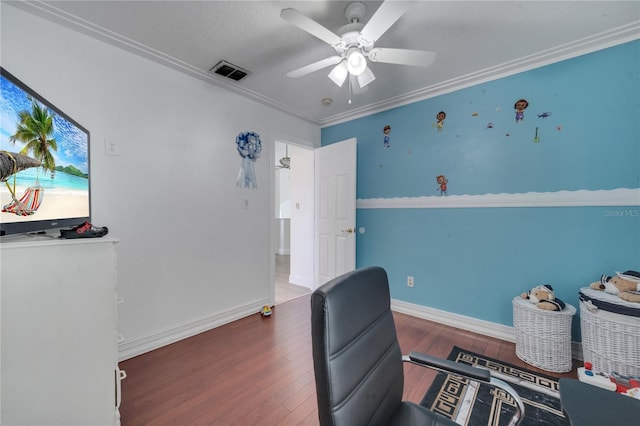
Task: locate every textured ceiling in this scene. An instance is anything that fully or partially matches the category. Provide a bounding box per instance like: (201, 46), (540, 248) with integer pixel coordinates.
(8, 1), (640, 126)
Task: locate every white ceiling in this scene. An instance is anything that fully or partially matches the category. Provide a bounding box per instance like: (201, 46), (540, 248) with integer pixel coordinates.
(9, 1), (640, 126)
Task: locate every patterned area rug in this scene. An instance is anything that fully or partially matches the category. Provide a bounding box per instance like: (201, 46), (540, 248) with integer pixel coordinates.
(420, 346), (570, 425)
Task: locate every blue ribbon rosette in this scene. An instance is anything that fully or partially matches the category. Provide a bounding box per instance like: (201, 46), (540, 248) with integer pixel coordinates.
(235, 131), (262, 189)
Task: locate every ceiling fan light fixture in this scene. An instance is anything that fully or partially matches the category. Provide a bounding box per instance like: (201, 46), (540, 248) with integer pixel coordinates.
(328, 61), (349, 87)
(279, 157), (291, 169)
(277, 144), (291, 169)
(346, 49), (367, 76)
(357, 66), (376, 88)
(281, 1), (437, 104)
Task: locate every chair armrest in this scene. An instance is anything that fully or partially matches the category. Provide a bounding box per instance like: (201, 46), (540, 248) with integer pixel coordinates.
(403, 351), (525, 426)
(405, 351), (491, 382)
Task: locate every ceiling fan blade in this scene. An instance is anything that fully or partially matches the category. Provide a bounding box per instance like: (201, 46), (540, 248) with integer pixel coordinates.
(359, 1), (411, 45)
(368, 48), (436, 67)
(281, 8), (343, 47)
(287, 56), (342, 78)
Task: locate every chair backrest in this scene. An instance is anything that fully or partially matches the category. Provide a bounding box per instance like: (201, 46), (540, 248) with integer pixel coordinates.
(311, 266), (404, 426)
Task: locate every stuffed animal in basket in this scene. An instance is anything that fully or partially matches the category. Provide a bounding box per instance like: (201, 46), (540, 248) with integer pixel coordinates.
(590, 270), (640, 303)
(521, 284), (566, 311)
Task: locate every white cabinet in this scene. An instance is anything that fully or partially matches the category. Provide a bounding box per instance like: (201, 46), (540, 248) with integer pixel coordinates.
(1, 236), (120, 425)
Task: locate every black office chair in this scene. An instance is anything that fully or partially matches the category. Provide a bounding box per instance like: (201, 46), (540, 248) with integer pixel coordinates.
(311, 266), (524, 426)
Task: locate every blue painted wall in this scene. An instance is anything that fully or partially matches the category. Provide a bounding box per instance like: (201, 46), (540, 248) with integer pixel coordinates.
(322, 41), (640, 339)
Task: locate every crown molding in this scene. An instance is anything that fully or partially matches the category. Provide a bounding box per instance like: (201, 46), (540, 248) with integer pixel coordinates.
(321, 21), (640, 126)
(9, 1), (639, 127)
(5, 0), (320, 124)
(357, 188), (640, 209)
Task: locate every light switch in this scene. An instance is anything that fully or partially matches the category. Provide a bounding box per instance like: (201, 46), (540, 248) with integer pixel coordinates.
(105, 138), (120, 156)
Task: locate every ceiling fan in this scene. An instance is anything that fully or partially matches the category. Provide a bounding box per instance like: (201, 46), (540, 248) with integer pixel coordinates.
(280, 1), (436, 92)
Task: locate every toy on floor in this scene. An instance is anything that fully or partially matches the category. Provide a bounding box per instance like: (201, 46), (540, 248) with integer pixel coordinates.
(610, 371), (640, 394)
(590, 270), (640, 303)
(260, 305), (272, 317)
(577, 363), (616, 391)
(578, 362), (640, 393)
(520, 284), (566, 311)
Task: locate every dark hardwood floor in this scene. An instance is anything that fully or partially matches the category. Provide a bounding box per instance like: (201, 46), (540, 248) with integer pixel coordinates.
(119, 294), (578, 425)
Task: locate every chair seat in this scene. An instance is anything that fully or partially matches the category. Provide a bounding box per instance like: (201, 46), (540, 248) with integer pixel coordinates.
(388, 402), (459, 426)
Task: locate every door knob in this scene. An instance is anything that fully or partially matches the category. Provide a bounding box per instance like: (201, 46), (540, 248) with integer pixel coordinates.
(341, 228), (355, 234)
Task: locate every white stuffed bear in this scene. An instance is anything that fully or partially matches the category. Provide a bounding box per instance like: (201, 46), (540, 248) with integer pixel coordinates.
(521, 284), (566, 311)
(590, 270), (640, 303)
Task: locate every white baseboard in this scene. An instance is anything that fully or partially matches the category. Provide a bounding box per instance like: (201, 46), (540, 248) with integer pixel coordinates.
(391, 298), (583, 361)
(118, 298), (269, 361)
(391, 299), (515, 342)
(119, 296), (583, 362)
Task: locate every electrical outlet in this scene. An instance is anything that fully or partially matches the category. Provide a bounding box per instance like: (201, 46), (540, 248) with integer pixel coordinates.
(407, 276), (414, 287)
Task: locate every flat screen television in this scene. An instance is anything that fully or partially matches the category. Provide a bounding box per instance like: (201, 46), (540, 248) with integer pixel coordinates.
(1, 67), (90, 236)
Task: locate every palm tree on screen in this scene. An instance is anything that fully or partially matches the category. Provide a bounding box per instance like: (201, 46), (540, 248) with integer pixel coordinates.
(9, 98), (57, 177)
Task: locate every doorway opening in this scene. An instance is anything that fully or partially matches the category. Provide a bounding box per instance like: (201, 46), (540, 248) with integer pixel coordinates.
(274, 141), (314, 304)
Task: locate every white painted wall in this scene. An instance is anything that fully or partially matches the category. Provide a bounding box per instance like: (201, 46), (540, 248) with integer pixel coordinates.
(1, 4), (320, 359)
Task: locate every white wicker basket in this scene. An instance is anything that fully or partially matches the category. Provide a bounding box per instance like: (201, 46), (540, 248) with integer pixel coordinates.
(512, 296), (576, 372)
(579, 288), (640, 376)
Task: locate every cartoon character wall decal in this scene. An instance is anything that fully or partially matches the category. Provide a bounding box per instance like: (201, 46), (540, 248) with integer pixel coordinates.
(534, 126), (540, 143)
(436, 175), (448, 196)
(383, 125), (391, 148)
(435, 111), (446, 131)
(537, 112), (552, 118)
(514, 99), (529, 122)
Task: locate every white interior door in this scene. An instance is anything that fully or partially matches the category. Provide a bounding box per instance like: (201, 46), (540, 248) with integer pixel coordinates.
(315, 138), (357, 287)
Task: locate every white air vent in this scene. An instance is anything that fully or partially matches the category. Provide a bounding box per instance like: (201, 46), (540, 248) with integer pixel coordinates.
(209, 60), (250, 81)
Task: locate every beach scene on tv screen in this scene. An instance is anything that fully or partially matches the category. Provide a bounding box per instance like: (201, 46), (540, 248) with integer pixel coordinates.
(0, 72), (89, 224)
